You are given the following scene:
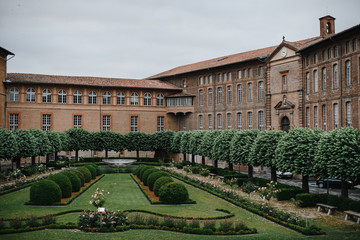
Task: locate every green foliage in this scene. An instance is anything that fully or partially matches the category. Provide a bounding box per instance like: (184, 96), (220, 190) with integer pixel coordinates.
(188, 130), (207, 155)
(134, 165), (145, 176)
(159, 182), (189, 203)
(13, 129), (37, 158)
(147, 171), (169, 191)
(230, 129), (259, 165)
(65, 128), (91, 152)
(73, 170), (85, 186)
(45, 131), (62, 154)
(77, 167), (92, 183)
(198, 130), (222, 158)
(179, 131), (192, 154)
(58, 132), (69, 151)
(62, 171), (81, 192)
(171, 131), (185, 153)
(138, 166), (154, 182)
(48, 173), (73, 198)
(212, 130), (237, 163)
(296, 193), (328, 207)
(91, 131), (125, 153)
(142, 168), (160, 186)
(83, 165), (97, 179)
(275, 188), (305, 201)
(29, 129), (51, 157)
(153, 176), (173, 196)
(30, 180), (62, 204)
(152, 130), (175, 153)
(0, 128), (18, 160)
(125, 132), (153, 152)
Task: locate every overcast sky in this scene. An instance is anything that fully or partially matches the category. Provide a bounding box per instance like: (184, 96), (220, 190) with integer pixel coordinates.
(1, 0), (359, 79)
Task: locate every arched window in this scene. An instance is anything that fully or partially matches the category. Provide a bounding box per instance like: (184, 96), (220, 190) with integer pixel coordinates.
(346, 101), (351, 126)
(26, 88), (36, 102)
(217, 114), (222, 129)
(117, 92), (125, 105)
(322, 67), (326, 90)
(156, 93), (164, 106)
(258, 81), (264, 101)
(199, 90), (203, 106)
(333, 64), (338, 88)
(10, 87), (19, 102)
(258, 111), (264, 131)
(314, 70), (318, 93)
(144, 92), (152, 106)
(73, 90), (82, 104)
(89, 91), (97, 104)
(217, 87), (222, 104)
(131, 92), (139, 105)
(42, 89), (52, 103)
(345, 60), (351, 86)
(58, 89), (67, 103)
(103, 91), (111, 105)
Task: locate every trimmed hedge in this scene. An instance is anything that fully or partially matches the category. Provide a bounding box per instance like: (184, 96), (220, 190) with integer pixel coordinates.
(159, 182), (189, 204)
(138, 166), (154, 182)
(47, 173), (72, 198)
(84, 165), (97, 179)
(62, 171), (81, 192)
(147, 171), (170, 191)
(89, 164), (101, 176)
(77, 167), (92, 183)
(73, 170), (85, 187)
(30, 180), (62, 205)
(134, 165), (145, 176)
(142, 168), (160, 186)
(154, 176), (173, 197)
(275, 188), (305, 201)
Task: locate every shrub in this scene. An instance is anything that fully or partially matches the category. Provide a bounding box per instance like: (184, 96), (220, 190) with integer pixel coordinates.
(62, 171), (81, 192)
(162, 217), (176, 228)
(218, 219), (234, 232)
(73, 170), (85, 186)
(142, 168), (160, 186)
(30, 180), (62, 205)
(203, 220), (216, 231)
(237, 178), (249, 187)
(224, 174), (248, 181)
(174, 219), (188, 229)
(200, 169), (210, 177)
(78, 210), (128, 229)
(90, 164), (101, 176)
(159, 182), (189, 204)
(138, 166), (154, 181)
(190, 166), (202, 174)
(42, 215), (56, 225)
(145, 215), (160, 226)
(153, 176), (173, 196)
(188, 220), (200, 228)
(26, 214), (40, 227)
(276, 187), (305, 201)
(48, 173), (73, 198)
(147, 171), (169, 191)
(296, 193), (327, 207)
(77, 167), (92, 183)
(234, 221), (247, 232)
(134, 165), (145, 176)
(9, 219), (22, 229)
(84, 165), (97, 179)
(129, 213), (146, 225)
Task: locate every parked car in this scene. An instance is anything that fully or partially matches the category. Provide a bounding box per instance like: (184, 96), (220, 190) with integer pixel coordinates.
(276, 171), (293, 179)
(316, 178), (352, 189)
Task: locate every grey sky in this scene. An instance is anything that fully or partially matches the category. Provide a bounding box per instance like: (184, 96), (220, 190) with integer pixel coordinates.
(1, 0), (359, 79)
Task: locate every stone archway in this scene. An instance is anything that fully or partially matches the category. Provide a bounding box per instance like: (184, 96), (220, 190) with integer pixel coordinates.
(281, 116), (290, 132)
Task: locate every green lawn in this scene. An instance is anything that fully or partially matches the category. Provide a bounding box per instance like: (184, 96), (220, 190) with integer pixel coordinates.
(0, 174), (359, 239)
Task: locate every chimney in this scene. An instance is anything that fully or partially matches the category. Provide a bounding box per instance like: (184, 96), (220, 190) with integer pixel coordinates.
(319, 15), (336, 38)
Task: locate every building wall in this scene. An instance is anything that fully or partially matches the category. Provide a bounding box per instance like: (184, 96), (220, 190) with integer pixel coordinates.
(0, 52), (7, 128)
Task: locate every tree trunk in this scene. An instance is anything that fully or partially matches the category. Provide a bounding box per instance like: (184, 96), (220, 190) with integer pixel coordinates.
(15, 157), (21, 169)
(248, 165), (253, 178)
(214, 160), (218, 169)
(54, 152), (58, 161)
(270, 166), (277, 182)
(341, 180), (349, 198)
(46, 154), (50, 164)
(201, 156), (205, 165)
(228, 162), (233, 171)
(136, 150), (140, 161)
(105, 150), (108, 159)
(76, 150), (79, 162)
(191, 154), (195, 165)
(302, 175), (309, 193)
(183, 153), (186, 162)
(31, 156), (36, 166)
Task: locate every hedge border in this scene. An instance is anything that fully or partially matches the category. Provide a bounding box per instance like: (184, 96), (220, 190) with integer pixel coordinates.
(0, 182), (34, 196)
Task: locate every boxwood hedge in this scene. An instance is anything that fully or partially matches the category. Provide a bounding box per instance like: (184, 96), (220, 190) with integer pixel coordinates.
(77, 167), (92, 183)
(62, 171), (81, 192)
(159, 182), (189, 204)
(83, 165), (97, 179)
(147, 171), (170, 191)
(48, 173), (72, 198)
(30, 180), (62, 205)
(153, 176), (173, 196)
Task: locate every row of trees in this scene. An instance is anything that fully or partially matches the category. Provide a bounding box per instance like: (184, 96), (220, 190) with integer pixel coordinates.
(1, 127), (359, 197)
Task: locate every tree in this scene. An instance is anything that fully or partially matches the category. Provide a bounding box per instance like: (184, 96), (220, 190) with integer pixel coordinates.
(249, 130), (285, 181)
(198, 130), (221, 168)
(275, 128), (322, 193)
(180, 131), (192, 162)
(171, 131), (186, 161)
(125, 132), (152, 161)
(58, 131), (69, 152)
(315, 127), (360, 198)
(152, 130), (175, 159)
(211, 130), (237, 171)
(66, 128), (91, 161)
(13, 129), (37, 168)
(0, 129), (18, 170)
(91, 131), (123, 159)
(188, 130), (207, 165)
(230, 129), (259, 177)
(46, 131), (62, 160)
(29, 129), (51, 164)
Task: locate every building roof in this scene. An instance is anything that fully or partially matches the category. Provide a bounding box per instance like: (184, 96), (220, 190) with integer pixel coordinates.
(166, 92), (196, 98)
(0, 46), (15, 57)
(5, 73), (180, 91)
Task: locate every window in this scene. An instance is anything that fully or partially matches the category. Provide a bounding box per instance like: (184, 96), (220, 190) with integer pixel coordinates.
(306, 56), (310, 66)
(322, 50), (326, 61)
(228, 72), (231, 81)
(58, 89), (67, 103)
(217, 114), (222, 129)
(223, 73), (227, 82)
(314, 106), (318, 128)
(144, 92), (152, 106)
(103, 91), (111, 105)
(204, 76), (207, 85)
(156, 93), (164, 106)
(199, 115), (203, 130)
(306, 72), (310, 94)
(314, 53), (318, 64)
(345, 60), (351, 86)
(74, 115), (82, 128)
(158, 116), (165, 131)
(346, 102), (351, 126)
(237, 112), (242, 130)
(258, 81), (264, 101)
(42, 114), (51, 131)
(73, 90), (82, 104)
(199, 90), (203, 106)
(227, 86), (232, 104)
(333, 64), (338, 88)
(334, 103), (339, 128)
(208, 88), (212, 106)
(322, 67), (326, 90)
(199, 77), (203, 85)
(9, 113), (19, 130)
(218, 73), (222, 82)
(247, 112), (252, 129)
(208, 115), (212, 130)
(306, 107), (310, 128)
(248, 68), (252, 78)
(248, 83), (252, 101)
(103, 115), (111, 131)
(334, 46), (338, 57)
(131, 116), (138, 132)
(89, 91), (97, 104)
(322, 105), (327, 131)
(314, 70), (318, 93)
(10, 87), (19, 102)
(131, 92), (139, 105)
(237, 85), (242, 103)
(346, 41), (350, 53)
(26, 88), (36, 102)
(244, 69), (247, 78)
(282, 74), (287, 91)
(208, 75), (212, 84)
(258, 111), (264, 131)
(259, 66), (263, 76)
(227, 113), (231, 129)
(328, 48), (332, 59)
(353, 39), (358, 51)
(238, 70), (242, 79)
(117, 92), (125, 105)
(42, 89), (52, 103)
(217, 87), (222, 104)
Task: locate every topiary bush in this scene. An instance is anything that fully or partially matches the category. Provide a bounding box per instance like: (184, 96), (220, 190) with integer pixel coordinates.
(62, 171), (81, 192)
(147, 171), (170, 191)
(84, 165), (97, 179)
(154, 176), (173, 196)
(73, 170), (85, 186)
(30, 180), (62, 205)
(77, 167), (92, 183)
(142, 168), (160, 186)
(134, 165), (145, 176)
(90, 164), (101, 176)
(159, 182), (189, 204)
(48, 173), (72, 198)
(276, 187), (305, 201)
(138, 166), (154, 182)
